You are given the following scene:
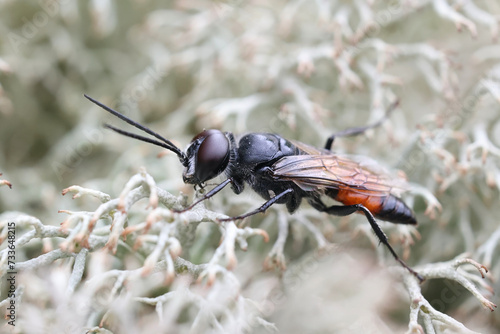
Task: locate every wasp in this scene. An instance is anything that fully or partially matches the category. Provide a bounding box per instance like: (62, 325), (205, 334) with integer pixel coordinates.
(84, 94), (423, 281)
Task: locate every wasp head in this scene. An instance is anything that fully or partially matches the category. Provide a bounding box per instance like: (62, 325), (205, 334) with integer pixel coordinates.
(83, 95), (233, 187)
(182, 129), (230, 186)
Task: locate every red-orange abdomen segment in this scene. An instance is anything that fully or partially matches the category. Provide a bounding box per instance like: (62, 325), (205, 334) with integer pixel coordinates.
(333, 187), (417, 225)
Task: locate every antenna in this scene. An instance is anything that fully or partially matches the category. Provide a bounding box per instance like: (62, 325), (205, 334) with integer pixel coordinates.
(84, 94), (187, 165)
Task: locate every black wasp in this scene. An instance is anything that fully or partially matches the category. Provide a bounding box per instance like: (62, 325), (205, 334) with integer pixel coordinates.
(84, 94), (423, 281)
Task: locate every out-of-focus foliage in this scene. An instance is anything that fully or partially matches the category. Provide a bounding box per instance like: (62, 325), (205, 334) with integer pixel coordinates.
(1, 1), (500, 333)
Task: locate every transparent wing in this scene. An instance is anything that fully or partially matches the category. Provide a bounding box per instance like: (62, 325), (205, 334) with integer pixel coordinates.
(271, 153), (409, 197)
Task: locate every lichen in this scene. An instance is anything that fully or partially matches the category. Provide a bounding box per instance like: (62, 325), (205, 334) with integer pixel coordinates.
(1, 1), (500, 333)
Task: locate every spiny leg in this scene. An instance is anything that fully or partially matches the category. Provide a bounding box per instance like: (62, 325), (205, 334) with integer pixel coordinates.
(174, 178), (233, 213)
(218, 188), (293, 222)
(324, 99), (399, 150)
(309, 199), (423, 282)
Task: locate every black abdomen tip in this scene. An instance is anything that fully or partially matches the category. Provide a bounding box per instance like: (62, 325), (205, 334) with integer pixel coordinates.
(375, 195), (417, 225)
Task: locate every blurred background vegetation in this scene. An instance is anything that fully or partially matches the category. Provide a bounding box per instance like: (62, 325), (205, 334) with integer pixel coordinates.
(1, 0), (500, 333)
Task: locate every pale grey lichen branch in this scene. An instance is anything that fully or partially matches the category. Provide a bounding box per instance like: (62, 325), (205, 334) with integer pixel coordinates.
(59, 169), (178, 251)
(476, 226), (500, 268)
(0, 172), (12, 189)
(432, 0), (478, 36)
(408, 183), (443, 220)
(93, 257), (245, 330)
(196, 220), (268, 285)
(16, 249), (74, 271)
(0, 213), (45, 245)
(135, 290), (177, 323)
(141, 221), (181, 283)
(460, 0), (500, 37)
(0, 214), (68, 277)
(84, 257), (207, 296)
(293, 210), (331, 250)
(405, 275), (480, 334)
(117, 167), (159, 212)
(59, 213), (92, 252)
(481, 78), (500, 102)
(403, 254), (497, 333)
(197, 93), (267, 132)
(264, 210), (289, 270)
(67, 248), (89, 295)
(104, 210), (128, 254)
(467, 122), (500, 163)
(62, 185), (111, 203)
(418, 256), (496, 310)
(0, 211), (109, 280)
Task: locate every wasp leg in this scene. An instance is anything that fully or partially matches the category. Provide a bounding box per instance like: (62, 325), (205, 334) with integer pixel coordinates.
(309, 199), (423, 282)
(324, 100), (399, 150)
(218, 188), (293, 222)
(173, 178), (233, 213)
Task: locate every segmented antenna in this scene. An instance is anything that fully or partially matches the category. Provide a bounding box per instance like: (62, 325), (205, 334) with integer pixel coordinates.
(84, 94), (187, 165)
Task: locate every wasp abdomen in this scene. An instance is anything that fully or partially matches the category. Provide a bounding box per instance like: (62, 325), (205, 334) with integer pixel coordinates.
(333, 187), (417, 225)
(370, 195), (417, 225)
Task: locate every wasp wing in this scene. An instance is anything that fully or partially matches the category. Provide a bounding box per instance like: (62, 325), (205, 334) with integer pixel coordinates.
(290, 139), (329, 155)
(271, 152), (409, 197)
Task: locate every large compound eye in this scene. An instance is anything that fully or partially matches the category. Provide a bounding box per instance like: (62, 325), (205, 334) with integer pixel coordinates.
(194, 130), (230, 183)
